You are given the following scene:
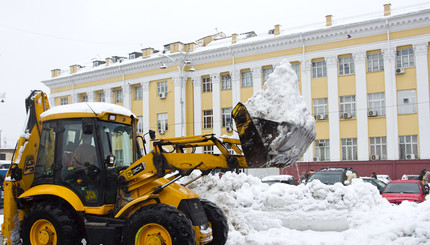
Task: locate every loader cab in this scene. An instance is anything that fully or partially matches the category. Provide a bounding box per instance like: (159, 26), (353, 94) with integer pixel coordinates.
(34, 107), (136, 207)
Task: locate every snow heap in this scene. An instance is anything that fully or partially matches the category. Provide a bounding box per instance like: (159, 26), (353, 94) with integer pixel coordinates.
(182, 171), (430, 245)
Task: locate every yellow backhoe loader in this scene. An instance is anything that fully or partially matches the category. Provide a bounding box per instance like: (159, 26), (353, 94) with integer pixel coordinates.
(1, 90), (315, 245)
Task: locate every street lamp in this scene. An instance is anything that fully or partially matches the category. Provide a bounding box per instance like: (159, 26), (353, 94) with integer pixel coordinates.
(0, 92), (5, 103)
(159, 51), (195, 136)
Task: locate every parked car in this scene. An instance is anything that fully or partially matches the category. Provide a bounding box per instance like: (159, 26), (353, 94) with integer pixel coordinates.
(376, 174), (392, 184)
(307, 167), (359, 185)
(261, 175), (299, 186)
(361, 177), (387, 194)
(401, 174), (420, 180)
(382, 180), (428, 204)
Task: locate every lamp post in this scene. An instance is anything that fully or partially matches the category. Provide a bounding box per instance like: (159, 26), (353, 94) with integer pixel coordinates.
(160, 51), (195, 136)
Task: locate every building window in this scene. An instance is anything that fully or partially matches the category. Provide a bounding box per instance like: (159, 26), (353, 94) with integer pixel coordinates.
(398, 90), (417, 115)
(341, 138), (357, 160)
(60, 97), (68, 105)
(291, 63), (300, 80)
(262, 67), (274, 84)
(82, 94), (88, 102)
(340, 95), (356, 118)
(115, 89), (123, 103)
(241, 71), (253, 87)
(137, 116), (144, 133)
(0, 154), (6, 160)
(134, 86), (143, 100)
(97, 92), (105, 102)
(222, 108), (232, 127)
(368, 93), (385, 116)
(157, 113), (168, 133)
(203, 145), (214, 154)
(315, 139), (330, 161)
(396, 48), (414, 68)
(157, 81), (168, 95)
(225, 144), (235, 154)
(370, 137), (387, 160)
(339, 56), (354, 75)
(202, 77), (212, 92)
(399, 135), (418, 159)
(367, 52), (384, 72)
(221, 74), (231, 90)
(313, 98), (328, 119)
(312, 60), (327, 78)
(203, 110), (213, 129)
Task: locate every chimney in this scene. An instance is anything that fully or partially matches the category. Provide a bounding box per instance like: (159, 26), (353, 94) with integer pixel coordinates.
(51, 69), (61, 78)
(384, 3), (391, 16)
(326, 15), (333, 27)
(274, 24), (280, 36)
(105, 57), (112, 66)
(69, 64), (81, 74)
(232, 33), (238, 44)
(185, 43), (195, 52)
(141, 48), (154, 58)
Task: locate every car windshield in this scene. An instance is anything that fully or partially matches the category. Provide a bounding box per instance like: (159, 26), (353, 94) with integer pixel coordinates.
(308, 172), (342, 184)
(383, 182), (420, 194)
(364, 179), (386, 189)
(98, 121), (134, 168)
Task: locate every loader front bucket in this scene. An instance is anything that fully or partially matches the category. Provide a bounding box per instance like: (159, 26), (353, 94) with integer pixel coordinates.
(232, 102), (316, 168)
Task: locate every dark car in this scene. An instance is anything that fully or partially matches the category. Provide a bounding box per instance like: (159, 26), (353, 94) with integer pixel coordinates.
(307, 167), (359, 185)
(361, 177), (387, 194)
(382, 180), (428, 204)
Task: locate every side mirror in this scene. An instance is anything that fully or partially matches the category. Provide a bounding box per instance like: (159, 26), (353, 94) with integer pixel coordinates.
(344, 180), (351, 186)
(105, 154), (116, 167)
(149, 130), (156, 140)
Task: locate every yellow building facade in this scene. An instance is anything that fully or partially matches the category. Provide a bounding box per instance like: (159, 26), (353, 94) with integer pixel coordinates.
(43, 4), (430, 166)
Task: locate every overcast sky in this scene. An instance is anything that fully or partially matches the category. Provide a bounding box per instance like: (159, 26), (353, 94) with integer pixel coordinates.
(0, 0), (428, 147)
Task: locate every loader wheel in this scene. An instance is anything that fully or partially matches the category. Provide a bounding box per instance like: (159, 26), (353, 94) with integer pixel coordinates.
(22, 201), (82, 245)
(201, 199), (228, 245)
(122, 203), (195, 245)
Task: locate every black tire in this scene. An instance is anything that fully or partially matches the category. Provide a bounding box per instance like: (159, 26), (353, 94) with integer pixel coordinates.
(21, 200), (82, 245)
(201, 199), (228, 245)
(122, 203), (195, 245)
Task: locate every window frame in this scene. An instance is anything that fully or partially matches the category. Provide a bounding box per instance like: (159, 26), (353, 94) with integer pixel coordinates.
(157, 113), (168, 133)
(313, 98), (328, 118)
(341, 138), (358, 161)
(221, 74), (232, 90)
(399, 135), (418, 159)
(60, 97), (68, 105)
(396, 48), (414, 68)
(398, 90), (417, 115)
(369, 136), (387, 160)
(338, 56), (355, 76)
(262, 67), (274, 84)
(115, 89), (123, 103)
(222, 107), (233, 127)
(315, 139), (330, 161)
(134, 85), (143, 100)
(367, 52), (384, 72)
(368, 92), (385, 116)
(241, 70), (253, 87)
(340, 95), (356, 118)
(157, 81), (168, 95)
(202, 77), (212, 92)
(203, 110), (213, 129)
(97, 92), (105, 102)
(312, 60), (327, 78)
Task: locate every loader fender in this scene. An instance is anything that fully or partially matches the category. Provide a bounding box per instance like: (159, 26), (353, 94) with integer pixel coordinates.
(114, 194), (160, 218)
(19, 184), (85, 211)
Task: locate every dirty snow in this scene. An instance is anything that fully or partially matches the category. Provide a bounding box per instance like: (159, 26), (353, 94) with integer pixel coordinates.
(182, 171), (430, 245)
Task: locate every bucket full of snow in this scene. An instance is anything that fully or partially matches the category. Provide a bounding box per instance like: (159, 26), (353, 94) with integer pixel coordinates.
(232, 59), (316, 168)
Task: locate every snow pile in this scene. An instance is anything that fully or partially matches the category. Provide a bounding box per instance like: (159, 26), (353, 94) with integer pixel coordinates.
(244, 59), (314, 129)
(41, 102), (135, 118)
(183, 171), (430, 245)
(242, 59), (316, 166)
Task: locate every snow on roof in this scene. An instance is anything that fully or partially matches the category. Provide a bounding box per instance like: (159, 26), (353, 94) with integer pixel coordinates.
(41, 102), (135, 119)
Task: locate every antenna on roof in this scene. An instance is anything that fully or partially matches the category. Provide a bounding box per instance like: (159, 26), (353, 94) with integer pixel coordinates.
(85, 102), (98, 117)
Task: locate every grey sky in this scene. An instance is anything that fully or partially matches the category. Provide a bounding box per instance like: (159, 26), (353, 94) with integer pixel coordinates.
(0, 0), (427, 146)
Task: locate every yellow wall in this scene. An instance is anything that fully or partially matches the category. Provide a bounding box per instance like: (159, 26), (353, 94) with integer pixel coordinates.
(311, 77), (328, 98)
(368, 117), (387, 137)
(338, 75), (356, 96)
(339, 120), (357, 138)
(315, 121), (330, 139)
(398, 114), (419, 135)
(366, 71), (385, 93)
(396, 67), (417, 90)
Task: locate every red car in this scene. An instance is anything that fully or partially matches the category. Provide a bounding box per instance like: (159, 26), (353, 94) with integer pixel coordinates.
(382, 180), (429, 204)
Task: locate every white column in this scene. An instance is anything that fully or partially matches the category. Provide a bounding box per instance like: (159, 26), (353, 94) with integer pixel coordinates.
(302, 61), (313, 162)
(326, 56), (341, 161)
(123, 84), (131, 109)
(354, 52), (369, 160)
(174, 77), (183, 137)
(87, 91), (96, 102)
(71, 93), (79, 104)
(383, 48), (399, 160)
(212, 73), (221, 137)
(193, 77), (202, 153)
(414, 43), (430, 159)
(212, 73), (221, 154)
(252, 67), (262, 95)
(104, 88), (113, 103)
(142, 81), (150, 150)
(232, 69), (241, 106)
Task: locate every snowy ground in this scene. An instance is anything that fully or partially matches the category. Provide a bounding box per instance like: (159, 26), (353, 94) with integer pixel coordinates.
(183, 171), (430, 245)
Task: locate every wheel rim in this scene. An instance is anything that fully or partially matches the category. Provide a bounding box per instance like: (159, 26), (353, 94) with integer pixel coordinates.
(135, 223), (172, 245)
(30, 219), (57, 245)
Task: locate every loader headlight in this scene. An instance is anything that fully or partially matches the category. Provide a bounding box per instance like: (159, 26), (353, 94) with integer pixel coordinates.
(108, 114), (116, 121)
